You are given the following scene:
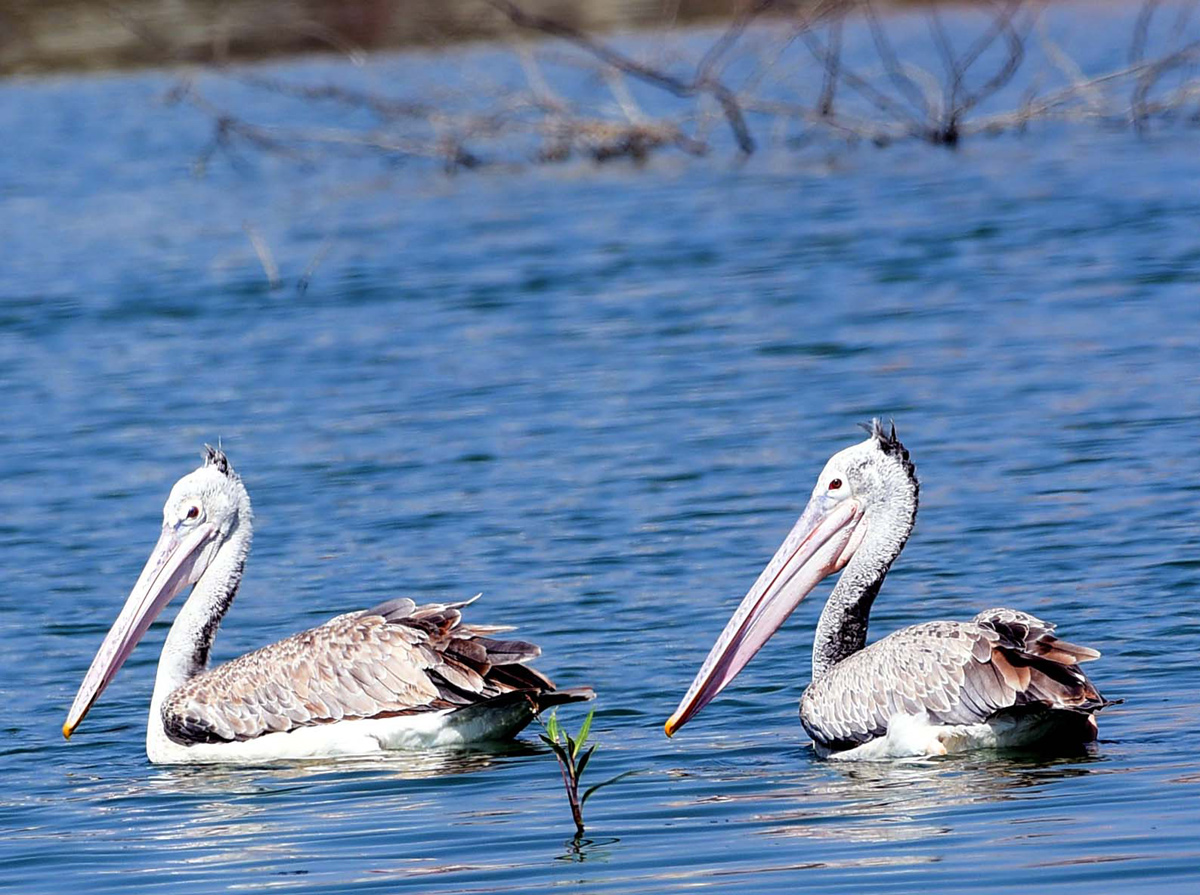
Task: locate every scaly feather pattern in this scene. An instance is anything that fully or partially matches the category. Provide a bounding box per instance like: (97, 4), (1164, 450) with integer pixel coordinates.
(161, 597), (590, 745)
(800, 609), (1109, 751)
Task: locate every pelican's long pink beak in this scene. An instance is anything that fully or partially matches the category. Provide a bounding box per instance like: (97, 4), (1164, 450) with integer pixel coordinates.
(665, 494), (864, 737)
(63, 521), (216, 740)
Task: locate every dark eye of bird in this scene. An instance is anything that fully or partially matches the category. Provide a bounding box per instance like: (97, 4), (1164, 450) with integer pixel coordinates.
(186, 506), (200, 519)
(829, 479), (843, 491)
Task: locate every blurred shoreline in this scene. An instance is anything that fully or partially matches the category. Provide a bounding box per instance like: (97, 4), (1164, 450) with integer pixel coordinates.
(0, 0), (1064, 78)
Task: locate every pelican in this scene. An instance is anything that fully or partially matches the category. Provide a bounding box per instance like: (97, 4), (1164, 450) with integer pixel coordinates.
(64, 446), (591, 764)
(665, 420), (1114, 760)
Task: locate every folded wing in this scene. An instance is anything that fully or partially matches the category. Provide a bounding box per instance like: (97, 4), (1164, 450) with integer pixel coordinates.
(161, 597), (585, 744)
(800, 609), (1108, 750)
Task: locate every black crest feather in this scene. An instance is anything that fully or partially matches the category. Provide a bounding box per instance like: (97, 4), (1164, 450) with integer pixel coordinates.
(861, 418), (918, 489)
(203, 444), (234, 478)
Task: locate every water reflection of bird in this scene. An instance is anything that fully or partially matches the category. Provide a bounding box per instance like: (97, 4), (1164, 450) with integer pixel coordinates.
(667, 420), (1115, 759)
(64, 748), (530, 881)
(754, 754), (1101, 844)
(64, 446), (591, 763)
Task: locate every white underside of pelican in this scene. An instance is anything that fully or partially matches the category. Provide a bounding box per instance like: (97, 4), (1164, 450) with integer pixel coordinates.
(145, 699), (535, 764)
(816, 710), (1095, 762)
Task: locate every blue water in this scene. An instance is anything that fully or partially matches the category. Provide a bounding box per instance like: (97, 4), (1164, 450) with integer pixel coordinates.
(3, 6), (1200, 893)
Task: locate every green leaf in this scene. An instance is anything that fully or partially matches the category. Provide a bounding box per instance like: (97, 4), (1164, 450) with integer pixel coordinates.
(565, 734), (577, 766)
(575, 744), (597, 780)
(580, 770), (636, 807)
(545, 711), (560, 744)
(538, 734), (568, 764)
(573, 710), (594, 759)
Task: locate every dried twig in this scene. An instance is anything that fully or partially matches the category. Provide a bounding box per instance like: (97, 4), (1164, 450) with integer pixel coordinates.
(863, 0), (932, 121)
(1131, 0), (1162, 66)
(297, 239), (334, 297)
(817, 14), (843, 117)
(243, 222), (281, 291)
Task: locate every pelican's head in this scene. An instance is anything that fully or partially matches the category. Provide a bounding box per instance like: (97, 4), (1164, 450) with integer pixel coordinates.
(665, 420), (918, 737)
(63, 446), (251, 740)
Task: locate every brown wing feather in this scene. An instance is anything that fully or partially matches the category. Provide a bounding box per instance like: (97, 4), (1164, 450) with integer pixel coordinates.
(161, 597), (587, 745)
(800, 611), (1110, 751)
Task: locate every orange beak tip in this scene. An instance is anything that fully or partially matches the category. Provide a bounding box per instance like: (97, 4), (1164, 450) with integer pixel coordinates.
(664, 716), (679, 738)
(62, 721), (74, 740)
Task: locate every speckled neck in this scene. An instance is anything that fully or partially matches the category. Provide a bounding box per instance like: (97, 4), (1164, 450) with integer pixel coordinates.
(811, 546), (891, 681)
(149, 513), (251, 721)
(811, 459), (917, 681)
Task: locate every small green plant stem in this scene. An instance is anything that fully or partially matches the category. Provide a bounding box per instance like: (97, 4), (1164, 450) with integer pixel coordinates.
(557, 752), (585, 835)
(540, 708), (632, 838)
(540, 709), (593, 836)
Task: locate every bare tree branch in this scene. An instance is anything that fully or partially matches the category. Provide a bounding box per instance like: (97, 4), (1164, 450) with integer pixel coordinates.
(149, 0), (1200, 172)
(863, 0), (932, 120)
(818, 14), (843, 117)
(1131, 0), (1162, 66)
(483, 0), (758, 153)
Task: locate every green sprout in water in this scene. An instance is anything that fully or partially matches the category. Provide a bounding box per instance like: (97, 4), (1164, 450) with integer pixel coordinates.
(539, 709), (632, 837)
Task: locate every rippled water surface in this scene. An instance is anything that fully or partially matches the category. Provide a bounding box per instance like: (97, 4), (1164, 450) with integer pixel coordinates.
(3, 13), (1200, 894)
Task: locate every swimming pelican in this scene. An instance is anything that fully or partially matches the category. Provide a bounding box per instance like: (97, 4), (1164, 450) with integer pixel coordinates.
(63, 447), (591, 763)
(665, 420), (1114, 759)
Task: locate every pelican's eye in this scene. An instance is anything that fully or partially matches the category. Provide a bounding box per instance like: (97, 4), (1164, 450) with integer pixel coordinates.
(185, 505), (201, 520)
(828, 478), (843, 491)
